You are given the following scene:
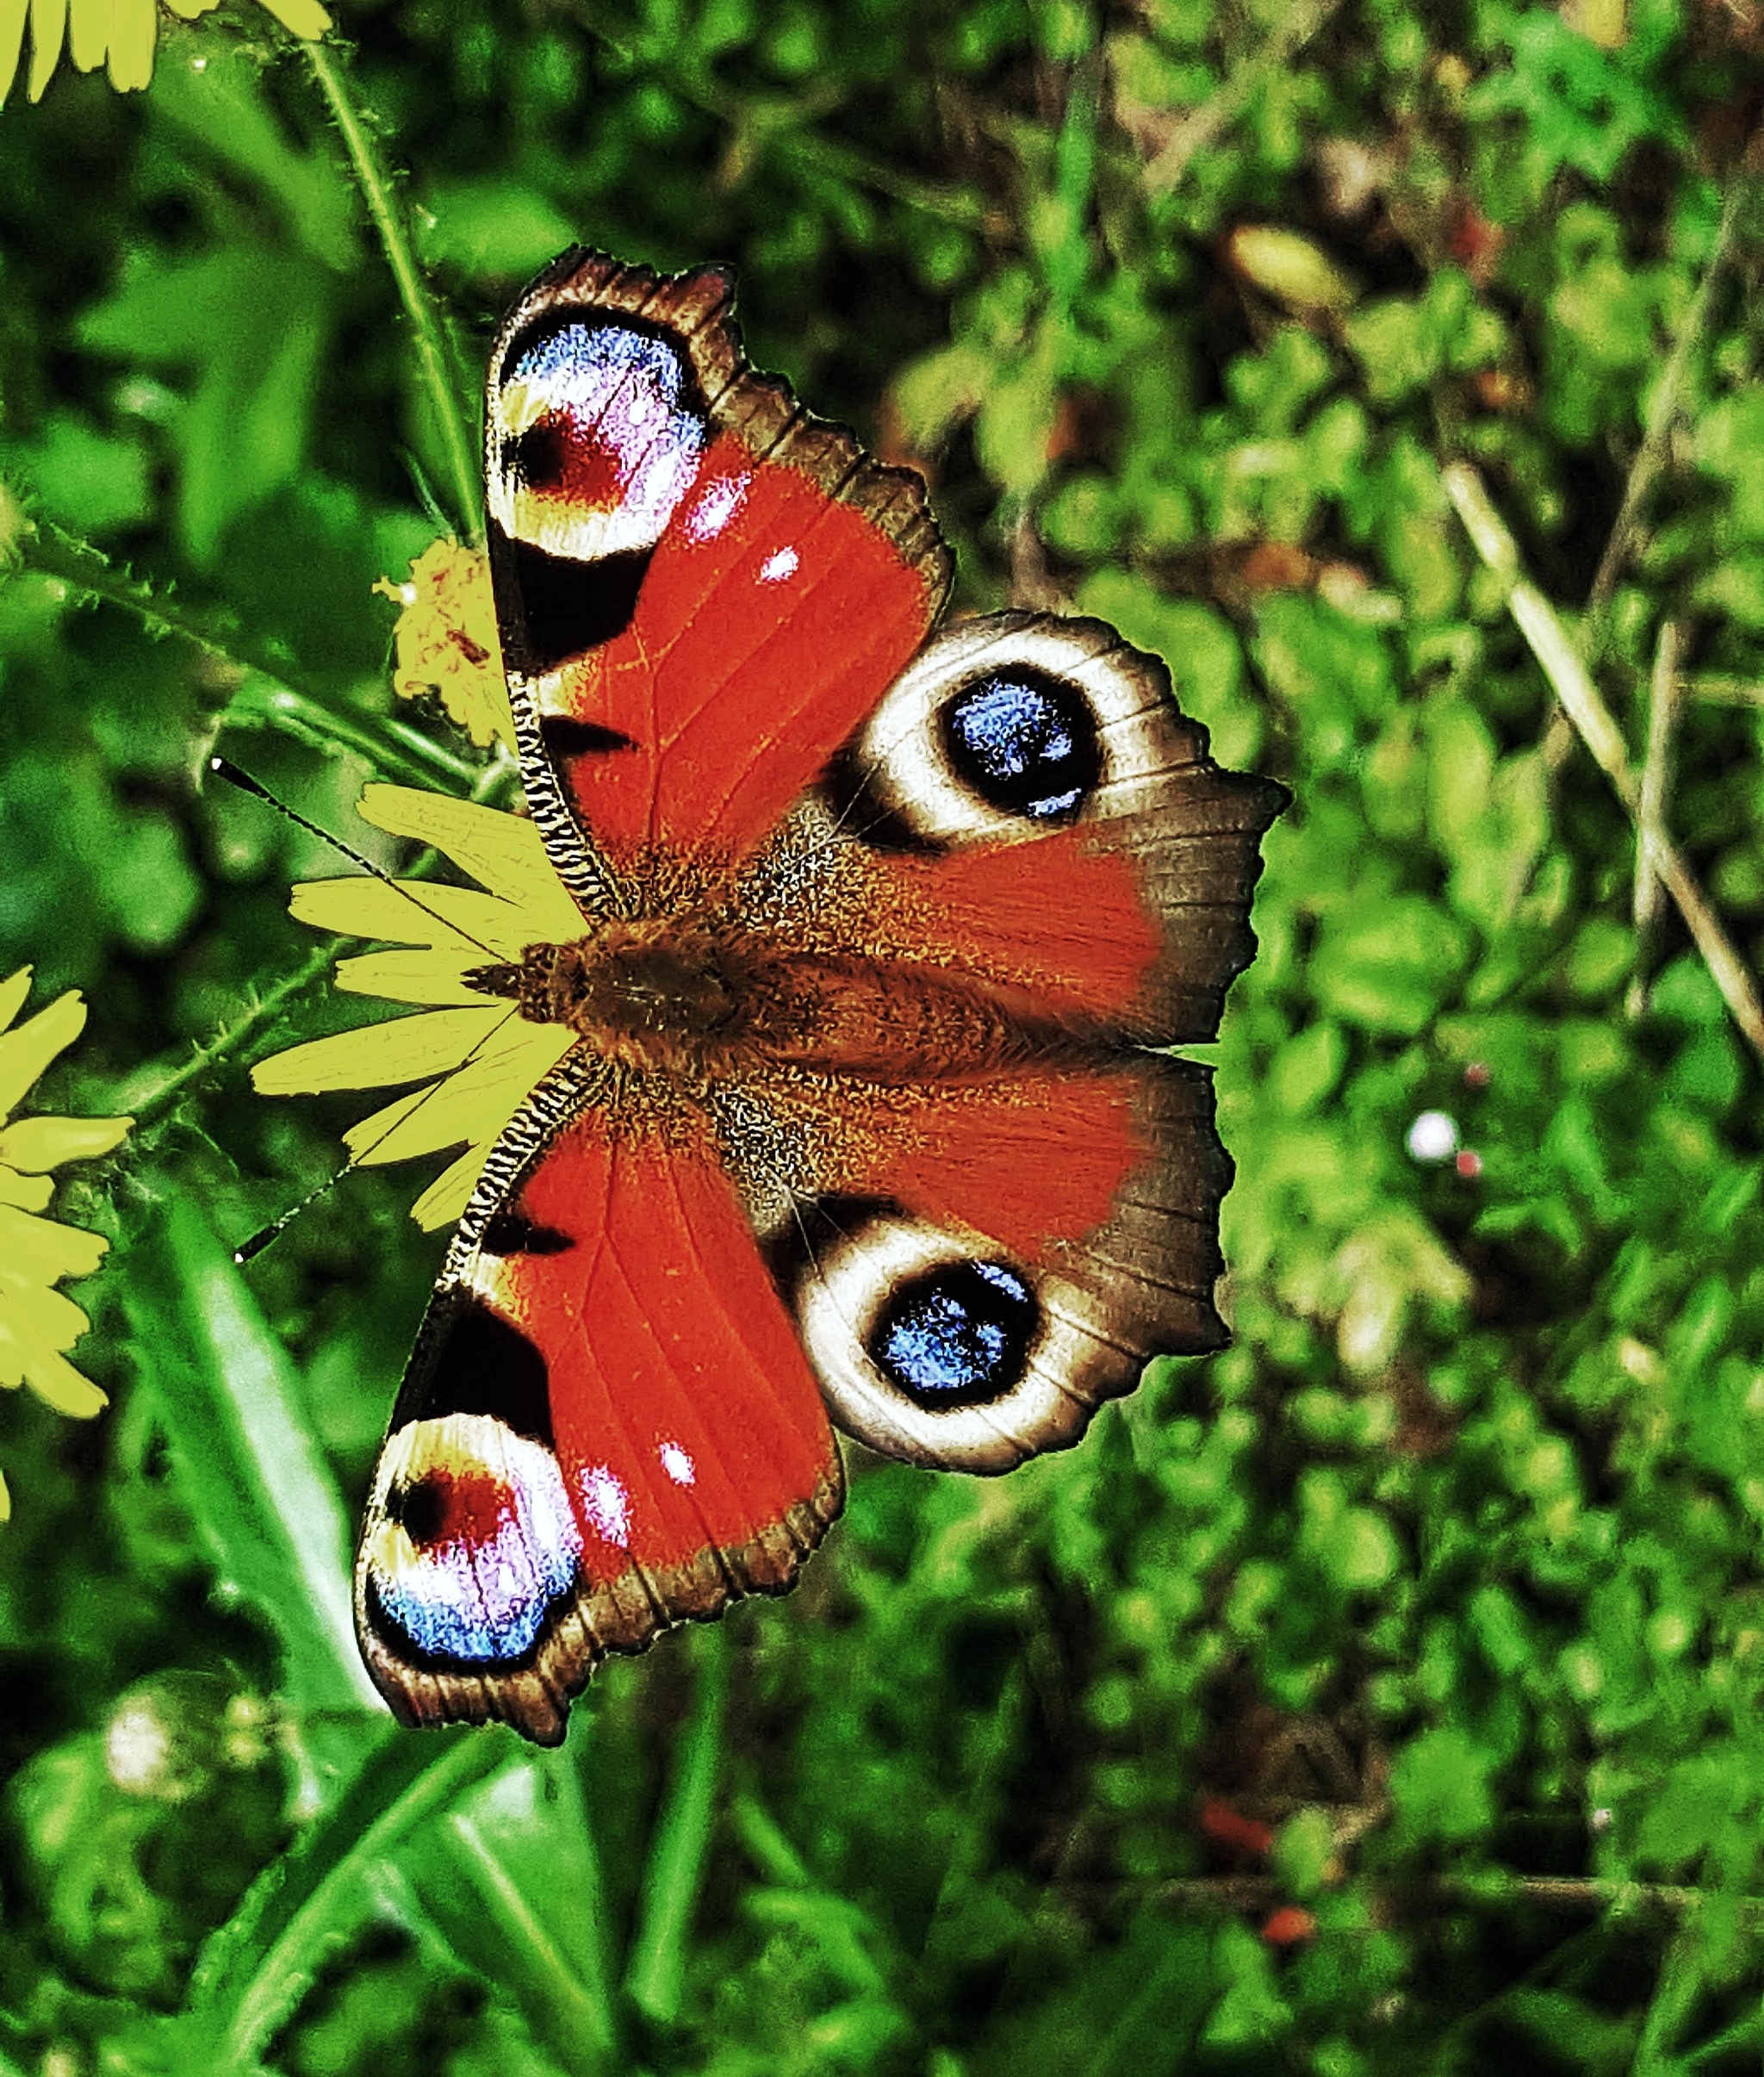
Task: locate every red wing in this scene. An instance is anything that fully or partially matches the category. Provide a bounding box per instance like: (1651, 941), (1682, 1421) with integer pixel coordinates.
(722, 1055), (1231, 1474)
(356, 1062), (842, 1743)
(786, 609), (1287, 1043)
(483, 250), (949, 888)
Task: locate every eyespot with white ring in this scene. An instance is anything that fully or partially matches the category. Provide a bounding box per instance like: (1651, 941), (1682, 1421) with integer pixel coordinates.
(845, 613), (1183, 849)
(794, 1210), (1101, 1471)
(487, 314), (708, 565)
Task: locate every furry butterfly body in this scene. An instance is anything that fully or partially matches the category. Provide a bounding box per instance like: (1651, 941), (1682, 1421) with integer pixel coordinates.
(352, 250), (1286, 1743)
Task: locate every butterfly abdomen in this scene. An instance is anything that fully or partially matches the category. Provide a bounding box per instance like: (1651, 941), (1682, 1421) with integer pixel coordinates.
(475, 923), (1060, 1083)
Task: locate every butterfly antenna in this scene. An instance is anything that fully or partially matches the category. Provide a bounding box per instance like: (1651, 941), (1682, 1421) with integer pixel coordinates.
(232, 1157), (354, 1264)
(208, 756), (506, 963)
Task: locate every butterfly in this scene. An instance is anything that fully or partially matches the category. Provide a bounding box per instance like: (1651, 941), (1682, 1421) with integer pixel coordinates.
(351, 249), (1287, 1744)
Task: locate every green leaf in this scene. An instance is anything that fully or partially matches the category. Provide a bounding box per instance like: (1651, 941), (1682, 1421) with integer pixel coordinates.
(1388, 1726), (1494, 1846)
(121, 1197), (379, 1726)
(77, 246), (335, 565)
(416, 179), (579, 279)
(405, 1744), (624, 2071)
(1309, 896), (1469, 1034)
(180, 1730), (512, 2073)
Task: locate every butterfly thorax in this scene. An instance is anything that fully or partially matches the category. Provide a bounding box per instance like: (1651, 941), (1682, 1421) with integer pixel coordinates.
(467, 921), (1038, 1082)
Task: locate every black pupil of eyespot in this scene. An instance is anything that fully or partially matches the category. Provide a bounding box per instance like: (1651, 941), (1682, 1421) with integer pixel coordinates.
(871, 1260), (1038, 1409)
(942, 671), (1101, 821)
(506, 421), (568, 490)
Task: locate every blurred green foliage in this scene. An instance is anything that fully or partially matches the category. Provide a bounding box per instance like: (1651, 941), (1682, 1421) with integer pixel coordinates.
(5, 1), (1764, 2072)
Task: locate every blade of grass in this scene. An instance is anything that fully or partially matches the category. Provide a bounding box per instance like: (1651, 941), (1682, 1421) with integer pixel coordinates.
(121, 1196), (383, 1726)
(1444, 462), (1764, 1064)
(409, 1748), (625, 2071)
(183, 1727), (511, 2073)
(304, 41), (481, 544)
(1583, 143), (1760, 634)
(624, 1630), (730, 2027)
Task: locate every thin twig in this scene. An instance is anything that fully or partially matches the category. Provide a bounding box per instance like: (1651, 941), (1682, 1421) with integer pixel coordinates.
(1444, 463), (1764, 1065)
(1063, 1869), (1764, 1928)
(1139, 0), (1344, 197)
(583, 23), (988, 227)
(1627, 619), (1681, 1017)
(1583, 154), (1757, 637)
(1681, 675), (1764, 706)
(305, 42), (481, 544)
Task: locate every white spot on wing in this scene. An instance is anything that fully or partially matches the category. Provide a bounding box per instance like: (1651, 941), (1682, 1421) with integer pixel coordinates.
(659, 1441), (695, 1486)
(758, 545), (799, 584)
(580, 1464), (632, 1547)
(686, 470), (749, 541)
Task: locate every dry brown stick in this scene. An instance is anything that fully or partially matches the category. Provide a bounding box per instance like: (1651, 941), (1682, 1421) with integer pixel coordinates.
(1682, 675), (1764, 706)
(1627, 619), (1682, 1017)
(1063, 1870), (1764, 1926)
(1444, 463), (1764, 1064)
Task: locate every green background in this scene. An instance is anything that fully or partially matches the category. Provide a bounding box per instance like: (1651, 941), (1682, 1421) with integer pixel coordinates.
(6, 0), (1764, 2070)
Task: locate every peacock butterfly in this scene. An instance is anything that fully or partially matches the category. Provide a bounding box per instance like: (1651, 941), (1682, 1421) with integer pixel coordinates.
(352, 249), (1287, 1744)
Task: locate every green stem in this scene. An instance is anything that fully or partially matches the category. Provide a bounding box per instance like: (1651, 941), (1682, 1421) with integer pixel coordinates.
(305, 42), (481, 543)
(110, 943), (337, 1134)
(8, 512), (478, 793)
(624, 1632), (730, 2025)
(12, 513), (267, 672)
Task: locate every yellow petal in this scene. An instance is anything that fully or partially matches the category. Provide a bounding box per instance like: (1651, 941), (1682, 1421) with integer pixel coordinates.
(288, 877), (534, 959)
(0, 1204), (107, 1285)
(339, 1083), (436, 1163)
(359, 787), (583, 942)
(0, 1168), (53, 1213)
(332, 949), (496, 1008)
(107, 0), (154, 88)
(254, 0), (332, 36)
(66, 0), (103, 71)
(0, 0), (27, 106)
(252, 1005), (508, 1097)
(0, 989), (85, 1121)
(347, 1020), (574, 1168)
(162, 0), (222, 16)
(410, 1143), (491, 1231)
(11, 1278), (90, 1353)
(0, 1464), (11, 1522)
(25, 0), (64, 98)
(24, 1343), (107, 1419)
(0, 968), (32, 1036)
(0, 1113), (130, 1174)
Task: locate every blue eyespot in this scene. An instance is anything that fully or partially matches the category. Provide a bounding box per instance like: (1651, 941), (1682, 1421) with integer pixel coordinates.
(510, 319), (686, 407)
(942, 670), (1101, 821)
(872, 1259), (1039, 1409)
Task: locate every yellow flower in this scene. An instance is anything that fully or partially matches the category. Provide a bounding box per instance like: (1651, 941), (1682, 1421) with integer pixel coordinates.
(373, 540), (515, 755)
(0, 967), (133, 1522)
(252, 783), (583, 1232)
(1, 0), (330, 104)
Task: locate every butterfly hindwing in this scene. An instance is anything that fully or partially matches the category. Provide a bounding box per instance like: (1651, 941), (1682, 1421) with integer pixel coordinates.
(823, 609), (1288, 1042)
(357, 1058), (842, 1743)
(714, 1056), (1229, 1472)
